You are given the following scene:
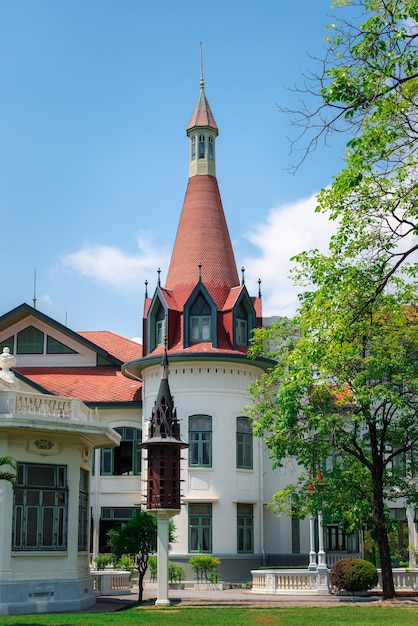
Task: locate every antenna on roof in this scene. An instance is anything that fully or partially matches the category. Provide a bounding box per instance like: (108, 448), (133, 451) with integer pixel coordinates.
(200, 41), (204, 92)
(33, 269), (37, 309)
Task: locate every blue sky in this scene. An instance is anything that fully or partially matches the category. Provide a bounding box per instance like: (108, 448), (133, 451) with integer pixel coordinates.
(1, 1), (349, 340)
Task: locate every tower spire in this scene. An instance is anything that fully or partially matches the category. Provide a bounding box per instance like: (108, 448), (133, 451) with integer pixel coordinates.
(200, 41), (204, 92)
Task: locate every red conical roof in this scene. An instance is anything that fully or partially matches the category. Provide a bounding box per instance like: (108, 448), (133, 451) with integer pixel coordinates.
(187, 89), (218, 132)
(165, 175), (239, 308)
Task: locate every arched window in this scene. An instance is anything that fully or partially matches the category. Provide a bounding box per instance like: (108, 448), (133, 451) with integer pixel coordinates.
(155, 302), (165, 347)
(191, 135), (196, 160)
(189, 415), (212, 467)
(236, 417), (253, 469)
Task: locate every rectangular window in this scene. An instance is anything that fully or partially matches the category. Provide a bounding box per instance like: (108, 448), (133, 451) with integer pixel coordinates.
(198, 134), (205, 159)
(236, 417), (253, 469)
(189, 503), (212, 552)
(78, 469), (89, 551)
(291, 515), (300, 553)
(208, 136), (214, 160)
(100, 427), (142, 476)
(13, 463), (68, 551)
(156, 320), (165, 346)
(190, 316), (211, 342)
(237, 503), (253, 553)
(236, 319), (248, 345)
(191, 136), (196, 160)
(189, 415), (212, 467)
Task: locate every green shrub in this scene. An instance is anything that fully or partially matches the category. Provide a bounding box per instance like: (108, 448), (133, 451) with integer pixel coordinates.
(94, 555), (112, 571)
(148, 556), (158, 582)
(189, 555), (220, 583)
(330, 558), (378, 592)
(169, 562), (186, 583)
(116, 555), (135, 574)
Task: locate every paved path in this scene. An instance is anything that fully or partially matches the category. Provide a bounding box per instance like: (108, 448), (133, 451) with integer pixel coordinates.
(85, 584), (418, 613)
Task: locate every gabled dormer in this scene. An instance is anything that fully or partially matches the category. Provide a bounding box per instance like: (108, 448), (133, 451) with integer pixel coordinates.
(232, 287), (257, 350)
(146, 290), (168, 354)
(184, 282), (217, 349)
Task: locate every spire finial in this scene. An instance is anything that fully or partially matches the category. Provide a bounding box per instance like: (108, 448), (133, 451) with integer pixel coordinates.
(241, 266), (245, 286)
(33, 268), (37, 309)
(200, 41), (204, 92)
(258, 278), (262, 298)
(157, 268), (161, 287)
(198, 262), (202, 281)
(145, 279), (148, 298)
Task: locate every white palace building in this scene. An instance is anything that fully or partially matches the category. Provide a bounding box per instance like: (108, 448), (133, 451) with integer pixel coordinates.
(1, 69), (416, 614)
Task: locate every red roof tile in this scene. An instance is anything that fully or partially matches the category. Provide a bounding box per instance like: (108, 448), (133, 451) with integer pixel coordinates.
(78, 331), (142, 363)
(165, 175), (239, 308)
(187, 90), (218, 131)
(16, 367), (142, 403)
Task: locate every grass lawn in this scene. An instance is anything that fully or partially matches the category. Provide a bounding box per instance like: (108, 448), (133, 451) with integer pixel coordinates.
(1, 605), (418, 625)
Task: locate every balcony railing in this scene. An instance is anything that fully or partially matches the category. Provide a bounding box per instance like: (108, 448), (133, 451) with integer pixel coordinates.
(0, 390), (93, 423)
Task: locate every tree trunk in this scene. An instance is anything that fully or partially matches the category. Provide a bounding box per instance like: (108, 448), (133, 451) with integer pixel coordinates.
(137, 570), (145, 602)
(373, 474), (395, 599)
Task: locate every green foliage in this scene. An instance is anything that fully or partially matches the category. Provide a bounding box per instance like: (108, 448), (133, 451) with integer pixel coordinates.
(189, 555), (220, 583)
(148, 556), (158, 582)
(0, 455), (18, 491)
(94, 555), (112, 571)
(147, 557), (186, 584)
(169, 562), (186, 583)
(330, 558), (378, 592)
(116, 555), (135, 573)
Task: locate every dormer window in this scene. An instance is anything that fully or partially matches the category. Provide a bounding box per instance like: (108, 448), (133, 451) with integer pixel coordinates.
(235, 302), (248, 346)
(189, 293), (211, 342)
(191, 135), (196, 161)
(208, 136), (214, 160)
(155, 302), (165, 347)
(198, 134), (205, 159)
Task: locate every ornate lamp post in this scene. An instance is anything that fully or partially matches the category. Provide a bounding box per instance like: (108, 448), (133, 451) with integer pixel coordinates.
(141, 343), (188, 606)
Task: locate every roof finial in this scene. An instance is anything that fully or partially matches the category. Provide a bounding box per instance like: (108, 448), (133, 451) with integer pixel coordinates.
(258, 278), (262, 298)
(33, 268), (37, 309)
(145, 279), (148, 298)
(241, 266), (245, 286)
(157, 268), (161, 287)
(198, 262), (202, 281)
(200, 41), (204, 92)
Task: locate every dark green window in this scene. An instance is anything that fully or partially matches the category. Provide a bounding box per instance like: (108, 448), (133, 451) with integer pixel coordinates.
(237, 503), (253, 553)
(78, 469), (89, 551)
(198, 134), (205, 159)
(189, 415), (212, 467)
(100, 427), (142, 476)
(291, 514), (300, 553)
(189, 503), (212, 552)
(236, 417), (253, 469)
(47, 336), (78, 354)
(13, 463), (68, 551)
(17, 326), (44, 354)
(0, 336), (14, 353)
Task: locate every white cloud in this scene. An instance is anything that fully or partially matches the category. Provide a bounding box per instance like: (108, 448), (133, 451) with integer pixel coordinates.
(243, 193), (337, 318)
(59, 230), (170, 293)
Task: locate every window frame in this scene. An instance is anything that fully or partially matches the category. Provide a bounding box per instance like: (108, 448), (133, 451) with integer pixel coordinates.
(188, 503), (212, 553)
(189, 415), (212, 468)
(236, 417), (253, 470)
(12, 463), (68, 551)
(100, 427), (142, 476)
(237, 503), (254, 553)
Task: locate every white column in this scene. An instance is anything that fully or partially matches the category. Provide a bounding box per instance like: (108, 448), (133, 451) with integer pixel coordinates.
(308, 515), (317, 570)
(317, 511), (327, 568)
(155, 515), (171, 606)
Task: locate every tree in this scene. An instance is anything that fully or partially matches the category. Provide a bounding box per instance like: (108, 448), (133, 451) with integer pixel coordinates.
(107, 509), (175, 602)
(248, 253), (418, 600)
(0, 456), (17, 491)
(285, 1), (418, 309)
